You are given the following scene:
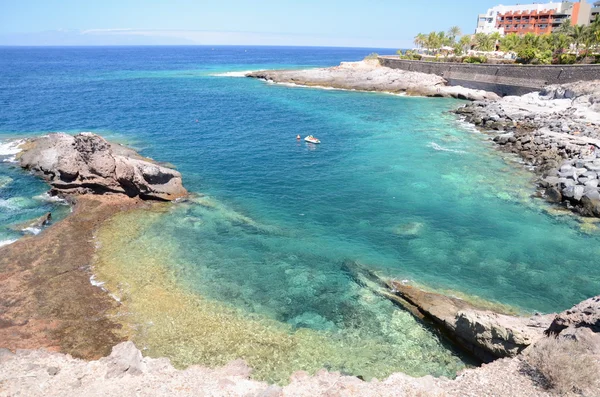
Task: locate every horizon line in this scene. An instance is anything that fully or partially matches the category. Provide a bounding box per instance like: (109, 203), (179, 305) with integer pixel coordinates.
(0, 44), (401, 50)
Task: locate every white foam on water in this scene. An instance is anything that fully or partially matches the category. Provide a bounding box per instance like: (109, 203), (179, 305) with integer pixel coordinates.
(269, 81), (357, 92)
(0, 239), (17, 248)
(0, 139), (24, 163)
(33, 192), (69, 205)
(210, 70), (257, 77)
(22, 227), (41, 235)
(90, 274), (106, 288)
(428, 142), (466, 154)
(0, 199), (15, 211)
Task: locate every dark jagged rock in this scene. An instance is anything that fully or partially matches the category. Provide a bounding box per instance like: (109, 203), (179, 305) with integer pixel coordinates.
(18, 133), (187, 201)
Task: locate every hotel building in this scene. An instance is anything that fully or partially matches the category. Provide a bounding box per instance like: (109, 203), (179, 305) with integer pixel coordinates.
(476, 1), (600, 35)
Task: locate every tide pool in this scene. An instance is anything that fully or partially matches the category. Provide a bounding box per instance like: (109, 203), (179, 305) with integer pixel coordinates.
(1, 46), (600, 382)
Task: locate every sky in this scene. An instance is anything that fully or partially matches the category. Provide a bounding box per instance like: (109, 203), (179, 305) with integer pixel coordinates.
(0, 0), (557, 48)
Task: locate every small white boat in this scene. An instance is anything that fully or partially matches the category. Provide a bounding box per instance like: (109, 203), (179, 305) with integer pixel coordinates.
(304, 135), (321, 144)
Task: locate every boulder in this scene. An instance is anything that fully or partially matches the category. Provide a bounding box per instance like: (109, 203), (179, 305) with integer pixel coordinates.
(18, 133), (187, 201)
(101, 341), (145, 379)
(546, 296), (600, 336)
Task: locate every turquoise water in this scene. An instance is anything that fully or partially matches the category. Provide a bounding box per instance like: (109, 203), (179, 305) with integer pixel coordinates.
(1, 47), (600, 378)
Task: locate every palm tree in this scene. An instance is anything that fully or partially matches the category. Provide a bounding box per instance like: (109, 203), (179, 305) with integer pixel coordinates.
(459, 35), (472, 53)
(425, 31), (441, 54)
(447, 26), (462, 43)
(548, 33), (572, 54)
(499, 33), (521, 52)
(489, 32), (502, 51)
(474, 33), (495, 52)
(557, 19), (574, 36)
(413, 33), (426, 50)
(570, 24), (586, 53)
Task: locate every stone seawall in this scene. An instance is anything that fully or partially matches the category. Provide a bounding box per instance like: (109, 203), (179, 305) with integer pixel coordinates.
(378, 56), (600, 96)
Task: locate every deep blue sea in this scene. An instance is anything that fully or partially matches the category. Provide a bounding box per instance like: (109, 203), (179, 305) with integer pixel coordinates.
(1, 46), (600, 382)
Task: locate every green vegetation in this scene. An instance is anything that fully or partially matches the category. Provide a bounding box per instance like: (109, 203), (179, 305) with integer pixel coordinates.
(404, 17), (600, 65)
(363, 52), (379, 60)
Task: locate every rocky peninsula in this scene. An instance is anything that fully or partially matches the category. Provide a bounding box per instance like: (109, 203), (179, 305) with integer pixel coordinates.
(246, 59), (500, 101)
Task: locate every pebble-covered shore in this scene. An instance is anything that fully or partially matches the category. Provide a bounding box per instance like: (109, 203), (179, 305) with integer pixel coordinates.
(455, 81), (600, 217)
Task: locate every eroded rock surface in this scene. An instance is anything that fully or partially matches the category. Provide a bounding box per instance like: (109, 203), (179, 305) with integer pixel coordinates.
(18, 132), (187, 201)
(247, 60), (500, 101)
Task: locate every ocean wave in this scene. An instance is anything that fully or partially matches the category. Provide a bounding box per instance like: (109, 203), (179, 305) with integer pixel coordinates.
(428, 142), (466, 154)
(210, 70), (256, 77)
(0, 239), (17, 248)
(0, 139), (24, 163)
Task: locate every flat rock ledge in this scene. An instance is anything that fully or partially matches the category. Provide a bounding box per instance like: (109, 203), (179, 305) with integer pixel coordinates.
(18, 132), (187, 201)
(455, 80), (600, 217)
(343, 261), (552, 362)
(246, 60), (500, 101)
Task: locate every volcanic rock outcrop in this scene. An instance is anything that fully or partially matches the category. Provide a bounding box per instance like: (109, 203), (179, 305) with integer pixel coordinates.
(18, 132), (187, 201)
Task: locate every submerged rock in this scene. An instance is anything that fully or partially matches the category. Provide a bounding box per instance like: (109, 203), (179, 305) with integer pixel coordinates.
(18, 133), (187, 201)
(392, 221), (425, 238)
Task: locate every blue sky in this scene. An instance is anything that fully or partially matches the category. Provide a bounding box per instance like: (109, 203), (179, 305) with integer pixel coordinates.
(0, 0), (552, 47)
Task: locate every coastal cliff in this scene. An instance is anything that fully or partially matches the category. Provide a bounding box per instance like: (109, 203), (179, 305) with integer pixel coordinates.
(246, 60), (500, 101)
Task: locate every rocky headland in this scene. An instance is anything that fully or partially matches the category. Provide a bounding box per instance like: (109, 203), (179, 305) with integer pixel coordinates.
(455, 81), (600, 218)
(0, 132), (186, 358)
(246, 60), (500, 101)
(18, 132), (187, 201)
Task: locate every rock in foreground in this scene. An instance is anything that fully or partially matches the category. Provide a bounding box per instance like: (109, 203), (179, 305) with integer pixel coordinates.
(247, 60), (499, 101)
(0, 341), (553, 397)
(18, 132), (187, 201)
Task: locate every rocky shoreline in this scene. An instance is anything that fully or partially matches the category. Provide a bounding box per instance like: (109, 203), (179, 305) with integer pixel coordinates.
(1, 122), (600, 395)
(246, 59), (500, 101)
(0, 132), (187, 360)
(455, 81), (600, 218)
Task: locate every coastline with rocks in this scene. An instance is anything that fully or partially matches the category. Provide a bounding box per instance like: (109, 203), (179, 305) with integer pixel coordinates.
(455, 81), (600, 218)
(2, 61), (600, 396)
(248, 59), (600, 220)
